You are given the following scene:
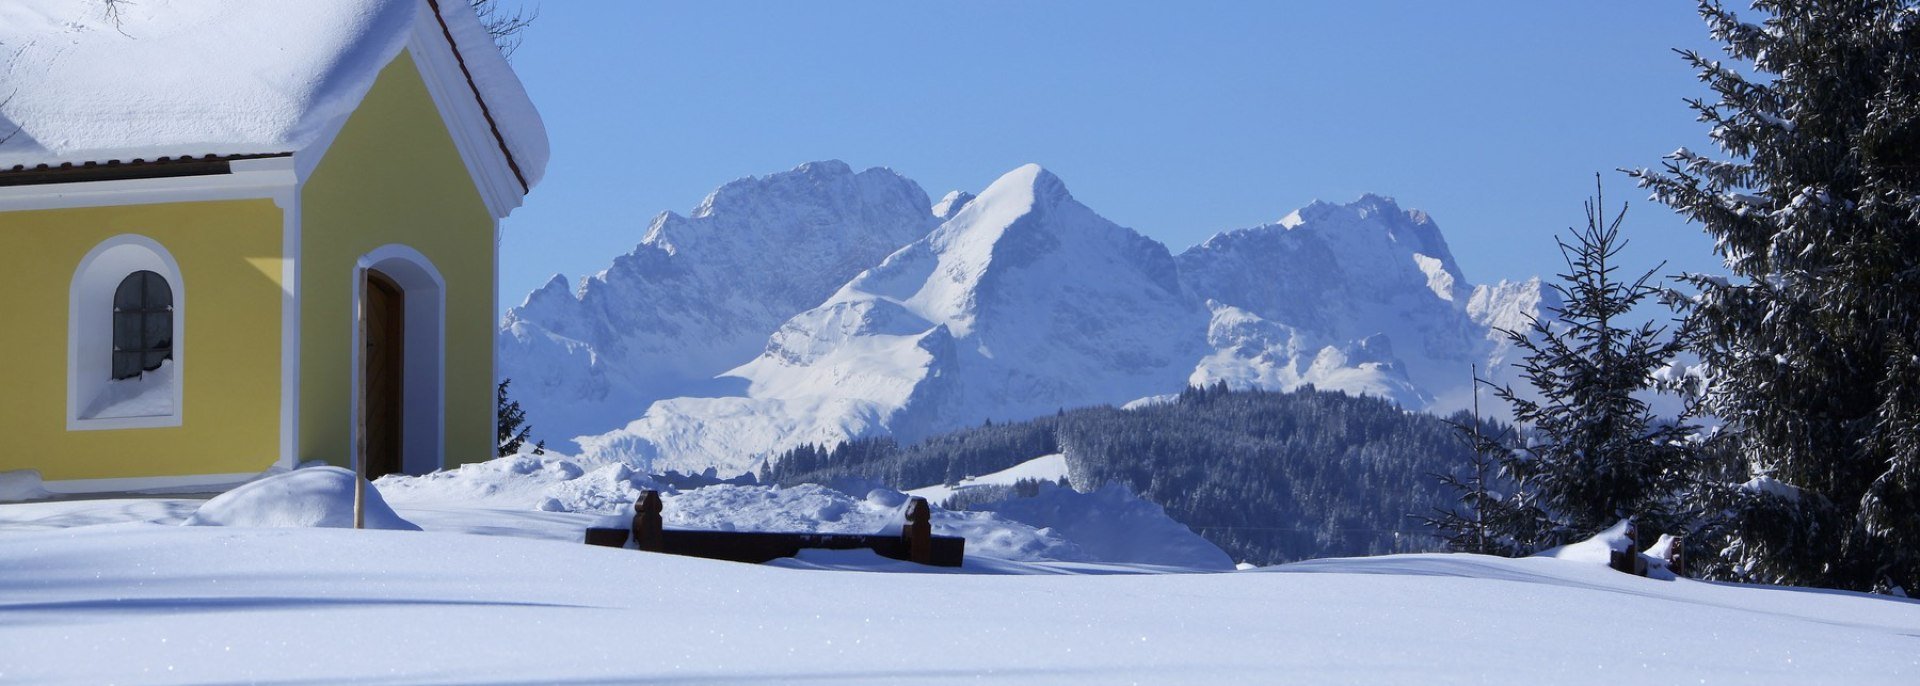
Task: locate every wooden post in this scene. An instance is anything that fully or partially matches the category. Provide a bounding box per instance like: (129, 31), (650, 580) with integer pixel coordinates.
(904, 497), (932, 565)
(1667, 535), (1687, 578)
(352, 266), (367, 531)
(1609, 520), (1646, 576)
(632, 490), (664, 552)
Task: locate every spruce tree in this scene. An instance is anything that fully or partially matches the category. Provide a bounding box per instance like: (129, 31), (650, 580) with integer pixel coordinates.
(496, 379), (544, 457)
(1487, 180), (1694, 549)
(1629, 0), (1920, 592)
(1426, 369), (1554, 556)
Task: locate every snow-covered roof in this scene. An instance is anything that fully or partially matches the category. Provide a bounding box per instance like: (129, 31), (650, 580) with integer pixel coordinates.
(0, 0), (548, 190)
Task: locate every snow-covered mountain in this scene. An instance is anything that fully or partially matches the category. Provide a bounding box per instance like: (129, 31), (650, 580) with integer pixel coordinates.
(576, 165), (1210, 475)
(1180, 195), (1554, 411)
(498, 161), (939, 443)
(503, 161), (1554, 475)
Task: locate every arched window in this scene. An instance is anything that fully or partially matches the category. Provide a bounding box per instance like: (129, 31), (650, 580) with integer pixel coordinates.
(112, 270), (173, 380)
(68, 234), (184, 430)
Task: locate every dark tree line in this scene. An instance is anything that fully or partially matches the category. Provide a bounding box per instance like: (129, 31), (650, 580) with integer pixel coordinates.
(769, 383), (1491, 565)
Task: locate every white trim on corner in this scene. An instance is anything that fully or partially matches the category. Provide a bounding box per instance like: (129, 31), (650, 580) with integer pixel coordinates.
(350, 244), (449, 475)
(406, 0), (524, 220)
(274, 184), (303, 472)
(67, 234), (186, 432)
(41, 471), (260, 496)
(292, 117), (351, 185)
(490, 215), (500, 463)
(0, 157), (297, 212)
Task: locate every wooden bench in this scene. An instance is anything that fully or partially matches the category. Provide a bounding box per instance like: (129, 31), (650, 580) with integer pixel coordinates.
(585, 491), (965, 567)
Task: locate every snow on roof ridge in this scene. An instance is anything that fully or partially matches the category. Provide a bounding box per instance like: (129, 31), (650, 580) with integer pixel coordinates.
(0, 0), (548, 190)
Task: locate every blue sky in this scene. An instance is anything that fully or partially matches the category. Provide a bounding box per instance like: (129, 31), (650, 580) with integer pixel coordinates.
(497, 1), (1726, 315)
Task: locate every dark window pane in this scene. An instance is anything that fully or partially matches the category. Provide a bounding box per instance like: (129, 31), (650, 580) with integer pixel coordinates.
(113, 352), (141, 380)
(141, 271), (171, 309)
(143, 312), (170, 349)
(114, 273), (144, 310)
(111, 271), (173, 380)
(114, 312), (141, 349)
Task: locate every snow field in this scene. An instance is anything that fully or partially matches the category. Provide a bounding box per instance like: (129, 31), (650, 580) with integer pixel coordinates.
(0, 525), (1915, 684)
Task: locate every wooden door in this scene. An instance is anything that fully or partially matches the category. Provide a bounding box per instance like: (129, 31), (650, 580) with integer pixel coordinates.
(364, 270), (405, 479)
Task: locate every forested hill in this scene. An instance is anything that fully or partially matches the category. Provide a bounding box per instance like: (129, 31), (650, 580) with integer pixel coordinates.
(765, 384), (1495, 565)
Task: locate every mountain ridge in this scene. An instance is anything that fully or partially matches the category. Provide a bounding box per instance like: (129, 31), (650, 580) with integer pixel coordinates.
(500, 161), (1552, 475)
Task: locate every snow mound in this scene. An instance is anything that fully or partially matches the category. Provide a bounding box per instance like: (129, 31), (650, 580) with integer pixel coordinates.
(905, 455), (1230, 569)
(541, 463), (673, 515)
(184, 467), (419, 531)
(0, 470), (49, 502)
(981, 482), (1233, 570)
(377, 453), (609, 511)
(1534, 519), (1634, 566)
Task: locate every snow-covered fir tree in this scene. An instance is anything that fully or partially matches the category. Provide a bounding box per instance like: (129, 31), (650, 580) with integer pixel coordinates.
(1482, 181), (1694, 551)
(1630, 0), (1920, 593)
(496, 379), (544, 457)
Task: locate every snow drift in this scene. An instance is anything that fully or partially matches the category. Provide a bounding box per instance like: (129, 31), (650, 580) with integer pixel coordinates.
(183, 467), (419, 531)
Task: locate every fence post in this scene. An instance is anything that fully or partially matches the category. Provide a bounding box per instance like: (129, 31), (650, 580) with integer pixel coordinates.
(1609, 520), (1645, 576)
(904, 497), (932, 564)
(633, 490), (665, 552)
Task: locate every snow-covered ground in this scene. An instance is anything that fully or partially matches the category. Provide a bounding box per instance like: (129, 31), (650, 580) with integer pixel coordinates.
(4, 462), (1917, 682)
(2, 520), (1916, 683)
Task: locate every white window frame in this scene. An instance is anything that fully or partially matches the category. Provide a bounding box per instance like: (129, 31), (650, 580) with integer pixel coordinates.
(68, 234), (186, 431)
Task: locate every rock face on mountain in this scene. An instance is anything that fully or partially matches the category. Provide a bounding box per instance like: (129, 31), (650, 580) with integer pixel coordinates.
(497, 161), (939, 444)
(1179, 195), (1552, 411)
(576, 165), (1211, 475)
(501, 161), (1555, 475)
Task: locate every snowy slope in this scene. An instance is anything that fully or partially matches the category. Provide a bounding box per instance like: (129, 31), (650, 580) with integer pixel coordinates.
(578, 164), (1210, 475)
(498, 161), (939, 446)
(2, 524), (1916, 683)
(1180, 195), (1553, 411)
(907, 453), (1071, 505)
(903, 454), (1232, 569)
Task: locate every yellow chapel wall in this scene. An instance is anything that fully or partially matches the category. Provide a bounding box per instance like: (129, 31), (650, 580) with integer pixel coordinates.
(299, 49), (497, 470)
(0, 200), (284, 481)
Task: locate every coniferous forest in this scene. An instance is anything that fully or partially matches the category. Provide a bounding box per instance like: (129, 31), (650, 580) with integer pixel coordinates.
(767, 384), (1496, 565)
